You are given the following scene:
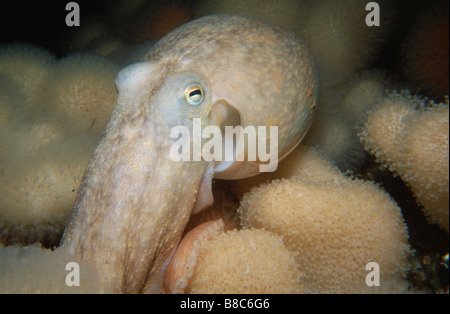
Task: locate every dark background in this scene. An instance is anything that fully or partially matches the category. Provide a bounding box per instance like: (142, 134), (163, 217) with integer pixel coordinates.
(0, 1), (103, 52)
(0, 0), (443, 57)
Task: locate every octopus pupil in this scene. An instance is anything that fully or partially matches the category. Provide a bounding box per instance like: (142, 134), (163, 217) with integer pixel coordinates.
(189, 89), (202, 97)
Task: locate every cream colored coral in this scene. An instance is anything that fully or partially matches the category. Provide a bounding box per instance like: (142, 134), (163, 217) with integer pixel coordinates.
(238, 177), (410, 293)
(0, 75), (26, 132)
(32, 53), (119, 136)
(0, 49), (119, 246)
(68, 21), (111, 52)
(231, 145), (344, 199)
(359, 92), (421, 163)
(0, 44), (54, 100)
(294, 0), (393, 88)
(185, 229), (304, 294)
(0, 133), (96, 245)
(360, 92), (449, 232)
(86, 36), (127, 58)
(0, 44), (54, 123)
(0, 244), (105, 293)
(341, 71), (392, 121)
(303, 70), (391, 170)
(302, 109), (362, 169)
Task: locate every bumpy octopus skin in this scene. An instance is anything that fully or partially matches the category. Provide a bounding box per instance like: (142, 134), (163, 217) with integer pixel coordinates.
(61, 14), (319, 293)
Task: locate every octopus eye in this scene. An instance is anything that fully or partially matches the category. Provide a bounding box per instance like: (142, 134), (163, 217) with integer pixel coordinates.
(185, 85), (204, 106)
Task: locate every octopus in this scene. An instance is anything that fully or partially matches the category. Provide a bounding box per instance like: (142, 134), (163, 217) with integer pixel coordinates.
(61, 14), (320, 293)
